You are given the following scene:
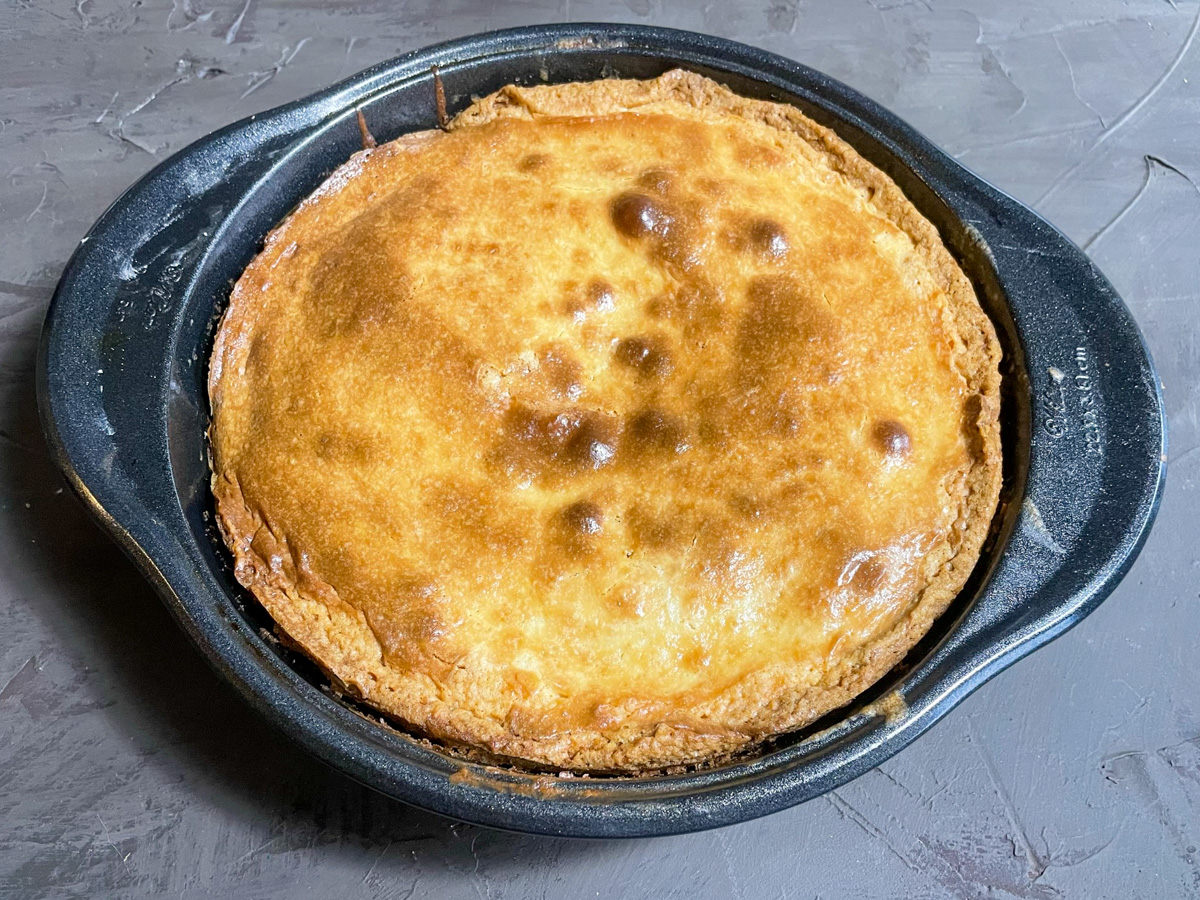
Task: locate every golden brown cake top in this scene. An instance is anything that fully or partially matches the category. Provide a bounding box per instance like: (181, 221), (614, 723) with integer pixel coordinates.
(209, 70), (1001, 771)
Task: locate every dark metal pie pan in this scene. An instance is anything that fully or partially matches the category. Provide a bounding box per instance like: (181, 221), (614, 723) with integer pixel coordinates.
(37, 24), (1166, 837)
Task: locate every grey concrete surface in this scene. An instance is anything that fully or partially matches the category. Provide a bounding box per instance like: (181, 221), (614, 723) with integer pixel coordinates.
(1, 0), (1198, 897)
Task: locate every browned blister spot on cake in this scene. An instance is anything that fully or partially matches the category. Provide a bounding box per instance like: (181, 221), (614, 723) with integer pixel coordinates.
(518, 152), (548, 172)
(553, 499), (606, 557)
(872, 420), (912, 460)
(560, 499), (604, 535)
(610, 191), (674, 240)
(564, 278), (616, 321)
(609, 188), (701, 271)
(613, 335), (675, 380)
(508, 668), (541, 699)
(490, 405), (552, 480)
(745, 218), (790, 260)
(489, 404), (551, 481)
(587, 279), (616, 309)
(561, 411), (621, 472)
(492, 405), (621, 480)
(624, 407), (690, 457)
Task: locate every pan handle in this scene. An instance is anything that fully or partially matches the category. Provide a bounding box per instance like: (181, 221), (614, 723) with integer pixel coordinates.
(895, 178), (1167, 722)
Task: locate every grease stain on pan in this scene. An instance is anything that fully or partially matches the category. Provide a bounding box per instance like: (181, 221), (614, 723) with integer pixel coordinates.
(448, 766), (608, 800)
(553, 35), (628, 51)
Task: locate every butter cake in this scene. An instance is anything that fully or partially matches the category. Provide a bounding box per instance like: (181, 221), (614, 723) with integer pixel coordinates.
(208, 70), (1002, 772)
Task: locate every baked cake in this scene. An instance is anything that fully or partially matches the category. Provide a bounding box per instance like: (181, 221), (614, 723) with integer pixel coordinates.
(208, 70), (1002, 772)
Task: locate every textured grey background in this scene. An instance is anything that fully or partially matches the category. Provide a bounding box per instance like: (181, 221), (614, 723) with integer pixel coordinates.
(1, 1), (1198, 897)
